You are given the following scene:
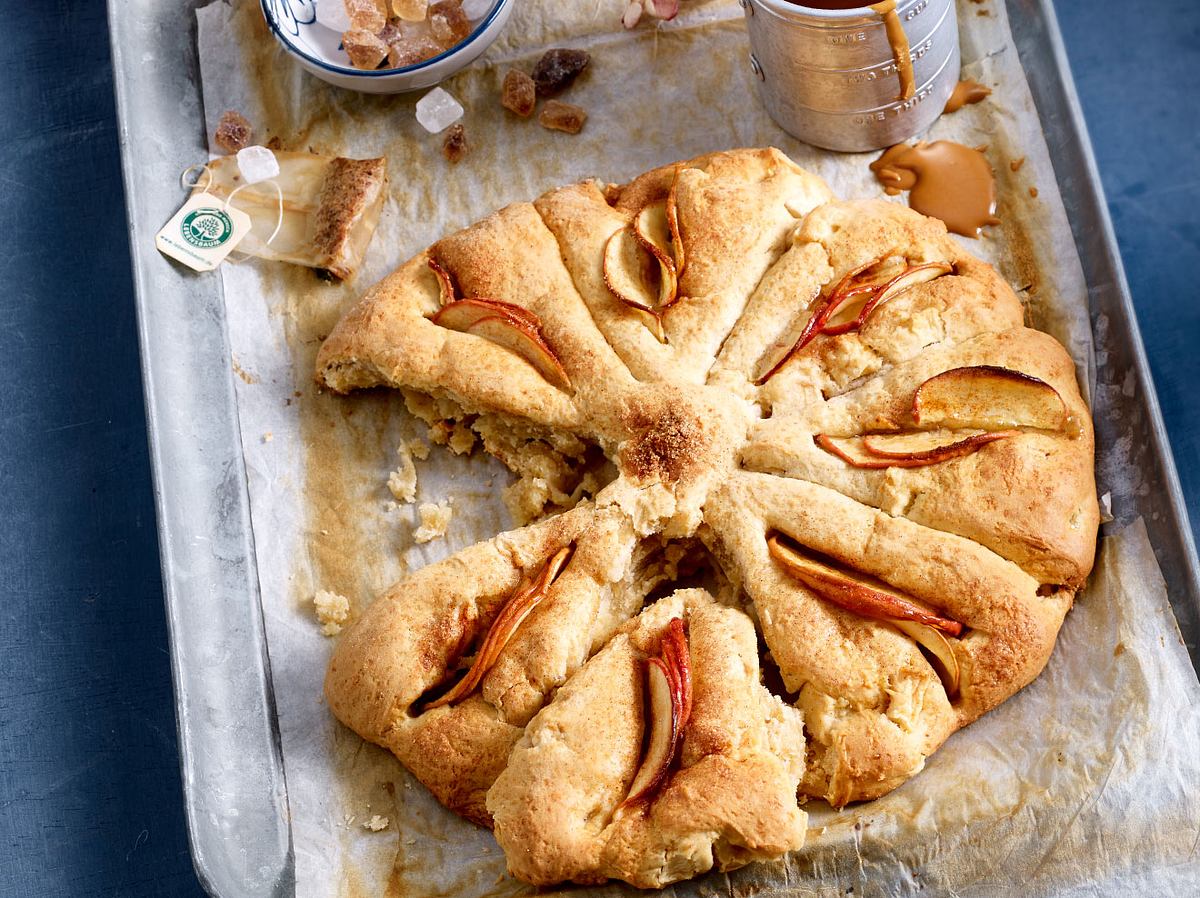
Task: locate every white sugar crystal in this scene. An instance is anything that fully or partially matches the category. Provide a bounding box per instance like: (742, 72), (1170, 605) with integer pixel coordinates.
(315, 0), (353, 31)
(415, 87), (464, 134)
(236, 145), (280, 184)
(460, 0), (492, 20)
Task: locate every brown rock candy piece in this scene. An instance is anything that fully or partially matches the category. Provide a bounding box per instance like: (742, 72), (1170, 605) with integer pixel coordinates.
(345, 0), (387, 31)
(538, 100), (587, 134)
(429, 0), (471, 46)
(392, 0), (428, 20)
(377, 19), (403, 44)
(442, 124), (469, 163)
(386, 20), (443, 67)
(500, 69), (536, 117)
(343, 29), (389, 69)
(532, 48), (590, 97)
(214, 110), (253, 154)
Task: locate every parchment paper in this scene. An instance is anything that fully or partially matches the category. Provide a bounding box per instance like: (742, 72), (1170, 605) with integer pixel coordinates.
(191, 1), (1200, 895)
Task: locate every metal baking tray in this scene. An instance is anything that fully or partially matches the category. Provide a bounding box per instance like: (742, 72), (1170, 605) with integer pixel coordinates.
(108, 1), (1200, 895)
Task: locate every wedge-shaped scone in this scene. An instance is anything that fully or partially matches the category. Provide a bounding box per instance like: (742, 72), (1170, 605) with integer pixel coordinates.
(488, 589), (808, 888)
(741, 327), (1097, 587)
(535, 148), (832, 384)
(711, 199), (1024, 409)
(325, 499), (674, 824)
(703, 472), (1072, 806)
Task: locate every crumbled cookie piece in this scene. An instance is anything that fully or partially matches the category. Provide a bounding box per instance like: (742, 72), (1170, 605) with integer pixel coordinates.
(313, 590), (351, 636)
(362, 814), (390, 831)
(413, 500), (453, 543)
(447, 422), (477, 455)
(387, 442), (419, 503)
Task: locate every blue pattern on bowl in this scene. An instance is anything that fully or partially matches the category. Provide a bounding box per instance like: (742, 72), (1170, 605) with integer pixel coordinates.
(264, 0), (317, 38)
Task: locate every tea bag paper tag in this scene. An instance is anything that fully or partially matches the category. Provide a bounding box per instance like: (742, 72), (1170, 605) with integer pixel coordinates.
(155, 193), (250, 272)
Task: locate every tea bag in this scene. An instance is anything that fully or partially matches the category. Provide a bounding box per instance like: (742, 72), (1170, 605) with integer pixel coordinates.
(195, 151), (387, 280)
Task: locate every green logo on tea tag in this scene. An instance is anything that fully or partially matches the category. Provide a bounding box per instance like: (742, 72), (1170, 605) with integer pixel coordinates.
(156, 192), (250, 272)
(181, 207), (235, 249)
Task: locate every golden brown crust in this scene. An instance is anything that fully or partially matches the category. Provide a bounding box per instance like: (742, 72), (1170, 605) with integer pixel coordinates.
(315, 149), (1099, 888)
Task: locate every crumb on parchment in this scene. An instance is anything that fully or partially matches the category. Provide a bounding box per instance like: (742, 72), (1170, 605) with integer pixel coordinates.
(387, 442), (418, 503)
(413, 500), (453, 543)
(313, 590), (350, 636)
(387, 438), (433, 503)
(362, 815), (390, 832)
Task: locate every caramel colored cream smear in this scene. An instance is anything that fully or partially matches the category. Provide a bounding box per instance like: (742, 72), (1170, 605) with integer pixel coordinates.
(944, 79), (993, 114)
(870, 0), (915, 101)
(870, 141), (1000, 238)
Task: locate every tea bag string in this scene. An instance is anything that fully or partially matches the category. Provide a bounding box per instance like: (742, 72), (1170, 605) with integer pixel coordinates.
(179, 162), (285, 260)
(180, 162), (212, 192)
(222, 180), (285, 248)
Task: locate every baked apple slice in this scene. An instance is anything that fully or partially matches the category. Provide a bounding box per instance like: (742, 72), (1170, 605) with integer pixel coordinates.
(602, 189), (684, 343)
(619, 617), (692, 810)
(757, 257), (951, 384)
(428, 258), (457, 307)
(892, 619), (961, 696)
(767, 535), (963, 636)
(425, 546), (573, 710)
(815, 429), (1015, 468)
(912, 365), (1068, 431)
(430, 298), (572, 391)
(822, 261), (953, 335)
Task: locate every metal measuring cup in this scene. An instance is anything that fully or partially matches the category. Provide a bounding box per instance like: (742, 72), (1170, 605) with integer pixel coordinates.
(742, 0), (960, 152)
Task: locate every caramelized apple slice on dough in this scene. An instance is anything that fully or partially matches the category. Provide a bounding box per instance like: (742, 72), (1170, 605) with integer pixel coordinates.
(892, 619), (961, 696)
(913, 365), (1068, 431)
(425, 546), (573, 710)
(767, 535), (963, 636)
(620, 617), (692, 810)
(431, 299), (573, 391)
(822, 261), (953, 335)
(602, 193), (683, 343)
(815, 430), (1015, 468)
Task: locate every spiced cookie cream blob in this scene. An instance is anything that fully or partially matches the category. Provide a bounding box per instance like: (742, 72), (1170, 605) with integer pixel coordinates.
(871, 140), (1001, 238)
(316, 148), (1097, 889)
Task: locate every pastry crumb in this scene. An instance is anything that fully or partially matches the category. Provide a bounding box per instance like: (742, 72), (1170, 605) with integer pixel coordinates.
(314, 590), (350, 636)
(262, 431), (273, 443)
(387, 442), (419, 503)
(362, 815), (390, 832)
(413, 500), (453, 543)
(409, 437), (430, 460)
(447, 422), (477, 455)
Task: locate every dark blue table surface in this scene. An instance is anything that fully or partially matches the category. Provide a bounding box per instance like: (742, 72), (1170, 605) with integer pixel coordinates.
(1, 2), (1197, 896)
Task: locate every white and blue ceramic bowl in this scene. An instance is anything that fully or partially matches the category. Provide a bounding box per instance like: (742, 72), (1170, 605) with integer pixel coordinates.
(260, 0), (514, 94)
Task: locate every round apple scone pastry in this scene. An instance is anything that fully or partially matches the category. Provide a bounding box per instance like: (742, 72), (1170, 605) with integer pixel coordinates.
(316, 148), (1099, 888)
